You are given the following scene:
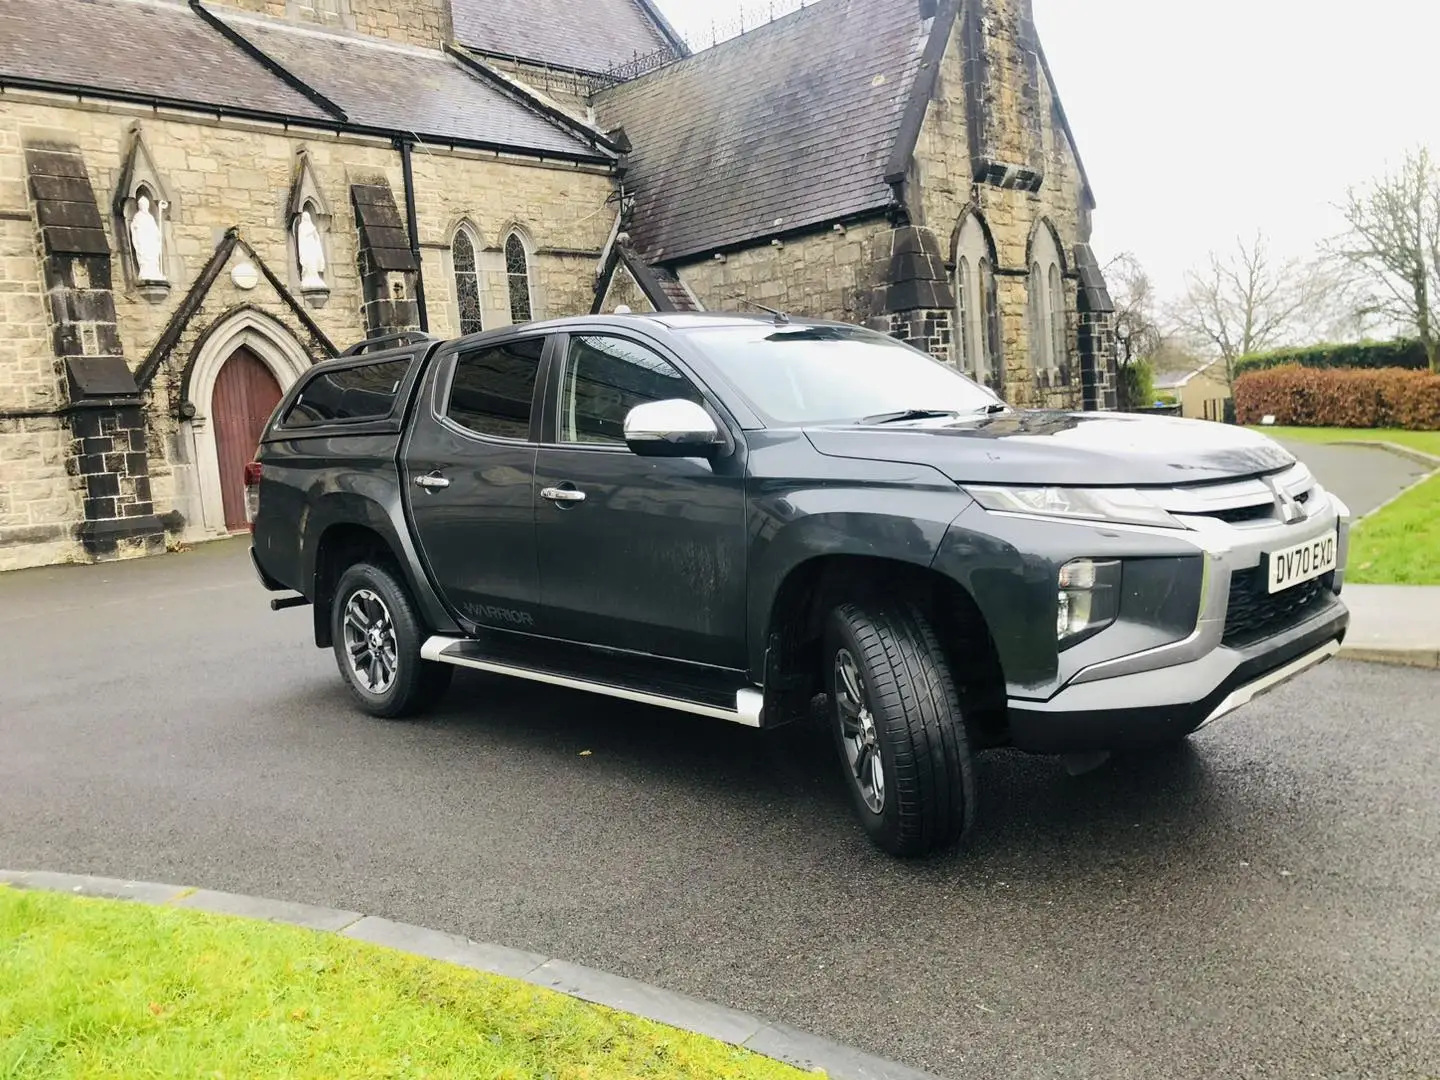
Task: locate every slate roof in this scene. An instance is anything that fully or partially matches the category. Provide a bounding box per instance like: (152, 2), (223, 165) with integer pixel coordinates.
(594, 0), (929, 263)
(0, 0), (331, 121)
(451, 0), (682, 76)
(215, 12), (607, 158)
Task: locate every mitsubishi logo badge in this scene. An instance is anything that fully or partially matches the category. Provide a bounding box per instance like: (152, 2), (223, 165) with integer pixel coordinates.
(1268, 478), (1305, 524)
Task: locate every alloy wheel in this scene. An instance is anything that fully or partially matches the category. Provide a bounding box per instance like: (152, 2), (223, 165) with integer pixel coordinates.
(834, 647), (885, 814)
(343, 588), (399, 695)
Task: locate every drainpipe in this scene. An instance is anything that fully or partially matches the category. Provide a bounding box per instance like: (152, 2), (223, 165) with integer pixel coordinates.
(397, 138), (429, 333)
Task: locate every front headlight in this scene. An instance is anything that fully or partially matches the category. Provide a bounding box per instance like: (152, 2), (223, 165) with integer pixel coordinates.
(965, 485), (1185, 530)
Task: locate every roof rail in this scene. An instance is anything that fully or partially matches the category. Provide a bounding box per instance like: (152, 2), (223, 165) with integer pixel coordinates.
(339, 331), (438, 358)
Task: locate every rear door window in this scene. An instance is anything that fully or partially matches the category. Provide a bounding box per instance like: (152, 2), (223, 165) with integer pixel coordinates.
(285, 359), (409, 426)
(444, 337), (546, 441)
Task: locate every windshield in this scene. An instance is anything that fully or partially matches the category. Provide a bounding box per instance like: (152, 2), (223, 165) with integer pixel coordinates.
(682, 323), (1003, 425)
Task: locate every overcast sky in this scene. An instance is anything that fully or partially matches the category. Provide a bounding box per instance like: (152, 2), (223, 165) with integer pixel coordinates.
(653, 0), (1437, 301)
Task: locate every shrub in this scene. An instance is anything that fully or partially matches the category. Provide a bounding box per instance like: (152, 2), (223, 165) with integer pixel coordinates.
(1234, 365), (1440, 429)
(1116, 358), (1155, 411)
(1233, 339), (1429, 377)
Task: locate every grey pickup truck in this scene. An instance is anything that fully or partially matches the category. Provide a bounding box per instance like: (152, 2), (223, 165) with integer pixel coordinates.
(249, 312), (1351, 857)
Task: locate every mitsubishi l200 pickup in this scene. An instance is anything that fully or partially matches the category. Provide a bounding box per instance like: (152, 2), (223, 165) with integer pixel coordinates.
(249, 313), (1350, 857)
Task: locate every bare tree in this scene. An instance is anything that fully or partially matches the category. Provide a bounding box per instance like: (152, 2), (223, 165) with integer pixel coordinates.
(1167, 231), (1326, 388)
(1106, 253), (1165, 408)
(1108, 252), (1164, 367)
(1328, 145), (1440, 373)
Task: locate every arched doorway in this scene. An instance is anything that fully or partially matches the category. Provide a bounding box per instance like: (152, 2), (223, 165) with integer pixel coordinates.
(211, 346), (282, 530)
(181, 309), (314, 540)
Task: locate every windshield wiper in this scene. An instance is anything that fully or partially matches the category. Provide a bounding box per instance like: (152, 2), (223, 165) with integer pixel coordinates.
(974, 403), (1009, 415)
(859, 409), (964, 425)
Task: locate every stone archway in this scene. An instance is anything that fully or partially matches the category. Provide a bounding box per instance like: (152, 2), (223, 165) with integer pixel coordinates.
(182, 310), (312, 538)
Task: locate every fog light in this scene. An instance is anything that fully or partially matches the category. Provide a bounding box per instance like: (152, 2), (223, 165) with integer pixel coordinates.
(1057, 558), (1121, 648)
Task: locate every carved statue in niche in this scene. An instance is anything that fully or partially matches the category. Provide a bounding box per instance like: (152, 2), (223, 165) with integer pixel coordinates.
(130, 193), (168, 282)
(296, 208), (327, 290)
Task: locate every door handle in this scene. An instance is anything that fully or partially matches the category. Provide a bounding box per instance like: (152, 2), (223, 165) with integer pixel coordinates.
(415, 472), (450, 491)
(541, 486), (586, 504)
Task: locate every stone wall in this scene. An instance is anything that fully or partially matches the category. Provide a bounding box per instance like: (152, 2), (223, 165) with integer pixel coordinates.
(909, 0), (1096, 407)
(672, 220), (892, 322)
(347, 0), (450, 48)
(0, 143), (82, 571)
(224, 0), (452, 49)
(0, 93), (615, 570)
(410, 150), (614, 338)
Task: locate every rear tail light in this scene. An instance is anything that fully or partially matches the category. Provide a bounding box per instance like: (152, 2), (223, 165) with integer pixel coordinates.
(243, 461), (262, 530)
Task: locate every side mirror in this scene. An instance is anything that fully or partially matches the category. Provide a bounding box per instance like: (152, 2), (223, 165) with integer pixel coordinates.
(623, 399), (723, 458)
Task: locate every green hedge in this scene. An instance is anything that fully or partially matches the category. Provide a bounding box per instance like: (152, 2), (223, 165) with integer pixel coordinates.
(1235, 365), (1440, 429)
(1233, 339), (1428, 377)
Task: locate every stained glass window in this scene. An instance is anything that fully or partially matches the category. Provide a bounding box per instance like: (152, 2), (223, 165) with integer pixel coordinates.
(1048, 263), (1067, 369)
(453, 227), (482, 337)
(955, 213), (1001, 387)
(505, 232), (532, 325)
(1028, 224), (1065, 375)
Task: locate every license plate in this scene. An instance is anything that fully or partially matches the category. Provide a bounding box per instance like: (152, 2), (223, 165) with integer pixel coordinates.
(1263, 532), (1338, 594)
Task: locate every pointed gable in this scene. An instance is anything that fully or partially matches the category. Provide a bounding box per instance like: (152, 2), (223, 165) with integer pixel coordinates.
(451, 0), (684, 76)
(594, 0), (932, 263)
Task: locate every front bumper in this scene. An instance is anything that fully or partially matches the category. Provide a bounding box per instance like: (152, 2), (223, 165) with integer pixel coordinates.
(961, 473), (1355, 754)
(1007, 595), (1348, 752)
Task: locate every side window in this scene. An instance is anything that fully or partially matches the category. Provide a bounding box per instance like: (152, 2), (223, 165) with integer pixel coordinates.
(445, 336), (545, 441)
(558, 334), (705, 446)
(286, 359), (408, 426)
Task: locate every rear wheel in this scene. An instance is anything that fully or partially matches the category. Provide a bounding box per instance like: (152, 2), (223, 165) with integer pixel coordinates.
(331, 561), (452, 719)
(824, 600), (975, 857)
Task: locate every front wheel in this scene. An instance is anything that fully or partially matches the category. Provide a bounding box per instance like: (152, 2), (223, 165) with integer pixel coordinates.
(331, 561), (452, 719)
(824, 600), (976, 857)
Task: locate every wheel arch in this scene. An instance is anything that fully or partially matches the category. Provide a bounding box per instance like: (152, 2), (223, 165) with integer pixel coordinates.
(762, 554), (1009, 746)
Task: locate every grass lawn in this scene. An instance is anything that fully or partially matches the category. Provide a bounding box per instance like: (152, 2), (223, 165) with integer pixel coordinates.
(0, 887), (817, 1080)
(1250, 426), (1440, 459)
(1346, 471), (1440, 585)
(1248, 425), (1440, 584)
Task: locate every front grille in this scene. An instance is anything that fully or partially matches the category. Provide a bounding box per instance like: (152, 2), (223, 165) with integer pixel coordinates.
(1149, 463), (1319, 525)
(1222, 568), (1333, 648)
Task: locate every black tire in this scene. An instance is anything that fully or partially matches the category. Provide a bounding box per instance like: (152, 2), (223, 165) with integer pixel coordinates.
(330, 561), (452, 719)
(824, 600), (976, 857)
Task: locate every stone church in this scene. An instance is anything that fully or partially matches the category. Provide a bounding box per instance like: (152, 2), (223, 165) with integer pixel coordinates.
(0, 0), (1115, 571)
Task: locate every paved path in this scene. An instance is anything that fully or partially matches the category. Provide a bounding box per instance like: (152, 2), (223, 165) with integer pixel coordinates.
(2, 541), (1439, 1079)
(1274, 439), (1433, 518)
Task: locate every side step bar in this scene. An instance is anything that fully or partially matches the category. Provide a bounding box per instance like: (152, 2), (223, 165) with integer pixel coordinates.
(420, 636), (765, 727)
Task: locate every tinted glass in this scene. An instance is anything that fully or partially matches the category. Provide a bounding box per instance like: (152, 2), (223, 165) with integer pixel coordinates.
(559, 335), (704, 445)
(286, 359), (408, 426)
(446, 337), (545, 440)
(684, 323), (1001, 425)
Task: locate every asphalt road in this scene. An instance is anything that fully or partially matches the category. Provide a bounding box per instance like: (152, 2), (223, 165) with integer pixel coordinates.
(1274, 439), (1432, 518)
(2, 539), (1437, 1079)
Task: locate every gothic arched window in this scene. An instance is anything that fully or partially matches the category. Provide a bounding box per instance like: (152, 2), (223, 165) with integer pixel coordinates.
(954, 213), (999, 387)
(1028, 223), (1066, 375)
(504, 231), (534, 325)
(452, 225), (483, 337)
